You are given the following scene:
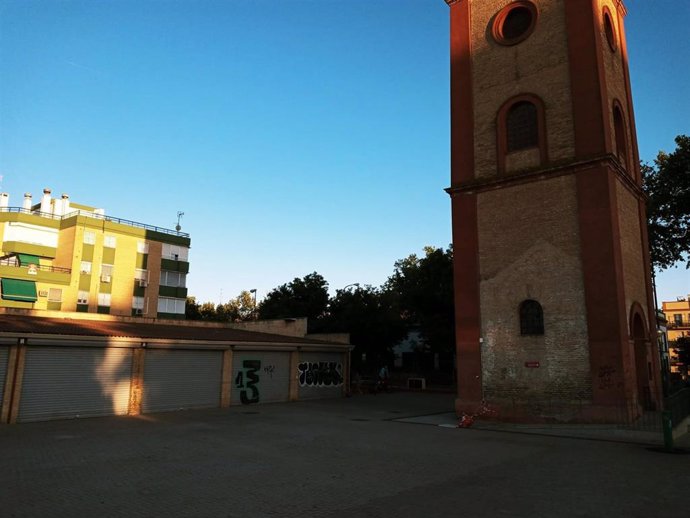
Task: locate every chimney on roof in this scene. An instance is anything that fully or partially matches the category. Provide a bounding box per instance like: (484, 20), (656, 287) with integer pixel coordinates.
(22, 193), (32, 211)
(0, 193), (8, 210)
(61, 194), (70, 216)
(40, 188), (52, 214)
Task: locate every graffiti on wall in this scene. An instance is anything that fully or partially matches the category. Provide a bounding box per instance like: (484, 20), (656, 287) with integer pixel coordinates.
(235, 359), (261, 404)
(263, 364), (275, 379)
(298, 361), (343, 387)
(598, 365), (616, 390)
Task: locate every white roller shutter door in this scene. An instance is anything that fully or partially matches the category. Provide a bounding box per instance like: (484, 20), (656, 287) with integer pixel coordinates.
(232, 351), (290, 405)
(142, 349), (222, 413)
(18, 346), (133, 422)
(297, 352), (345, 400)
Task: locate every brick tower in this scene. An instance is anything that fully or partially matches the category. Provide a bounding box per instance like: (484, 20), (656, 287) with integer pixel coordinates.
(444, 0), (662, 421)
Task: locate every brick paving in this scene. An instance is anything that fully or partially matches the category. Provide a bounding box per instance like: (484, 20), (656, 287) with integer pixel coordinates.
(1, 392), (688, 518)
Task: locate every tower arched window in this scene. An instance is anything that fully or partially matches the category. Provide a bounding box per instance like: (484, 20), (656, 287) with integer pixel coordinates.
(613, 102), (628, 168)
(497, 94), (548, 175)
(507, 101), (539, 152)
(519, 300), (544, 336)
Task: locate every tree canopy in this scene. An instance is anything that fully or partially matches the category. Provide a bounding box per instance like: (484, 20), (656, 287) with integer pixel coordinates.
(321, 285), (407, 369)
(643, 135), (690, 270)
(185, 291), (256, 322)
(185, 246), (456, 365)
(385, 245), (455, 354)
(257, 272), (329, 329)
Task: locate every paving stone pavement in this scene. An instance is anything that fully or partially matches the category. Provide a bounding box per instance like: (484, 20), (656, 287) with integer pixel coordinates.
(1, 392), (688, 518)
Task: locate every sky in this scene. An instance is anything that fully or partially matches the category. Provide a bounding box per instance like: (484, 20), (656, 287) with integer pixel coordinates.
(0, 0), (687, 306)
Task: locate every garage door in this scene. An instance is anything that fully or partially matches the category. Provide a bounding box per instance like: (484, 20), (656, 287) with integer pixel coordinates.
(18, 346), (133, 422)
(0, 347), (8, 407)
(142, 349), (223, 413)
(232, 351), (290, 405)
(297, 352), (345, 400)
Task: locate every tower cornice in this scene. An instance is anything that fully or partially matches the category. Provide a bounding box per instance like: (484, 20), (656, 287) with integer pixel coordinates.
(444, 0), (463, 6)
(445, 155), (645, 200)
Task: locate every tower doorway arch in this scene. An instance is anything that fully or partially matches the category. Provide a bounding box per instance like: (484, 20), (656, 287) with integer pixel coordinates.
(631, 305), (653, 411)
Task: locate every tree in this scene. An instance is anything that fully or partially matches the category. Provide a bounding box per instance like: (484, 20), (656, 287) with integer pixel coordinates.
(643, 135), (690, 271)
(321, 285), (407, 370)
(257, 272), (329, 330)
(186, 291), (256, 322)
(185, 297), (202, 320)
(385, 245), (455, 354)
(673, 336), (690, 367)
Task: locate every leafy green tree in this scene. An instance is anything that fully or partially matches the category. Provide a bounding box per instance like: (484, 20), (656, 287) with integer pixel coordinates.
(322, 285), (407, 370)
(673, 336), (690, 366)
(258, 272), (329, 330)
(187, 291), (257, 322)
(643, 135), (690, 270)
(185, 297), (202, 320)
(199, 301), (220, 321)
(385, 245), (455, 354)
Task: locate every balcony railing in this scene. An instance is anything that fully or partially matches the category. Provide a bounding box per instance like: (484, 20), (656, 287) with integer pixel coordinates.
(0, 206), (189, 238)
(667, 322), (689, 329)
(0, 257), (71, 274)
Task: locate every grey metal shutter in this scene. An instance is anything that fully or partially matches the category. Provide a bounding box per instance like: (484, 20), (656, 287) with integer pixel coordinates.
(297, 352), (345, 400)
(0, 347), (8, 407)
(18, 346), (133, 422)
(142, 349), (222, 413)
(232, 351), (290, 405)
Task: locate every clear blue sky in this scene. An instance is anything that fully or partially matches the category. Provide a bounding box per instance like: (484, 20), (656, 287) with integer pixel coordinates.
(0, 0), (687, 305)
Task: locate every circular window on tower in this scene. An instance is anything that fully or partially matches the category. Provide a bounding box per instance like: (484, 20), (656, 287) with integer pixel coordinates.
(492, 1), (538, 46)
(603, 7), (617, 52)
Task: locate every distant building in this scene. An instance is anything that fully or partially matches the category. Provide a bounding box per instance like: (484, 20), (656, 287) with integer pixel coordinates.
(662, 297), (690, 382)
(0, 188), (190, 319)
(663, 297), (690, 342)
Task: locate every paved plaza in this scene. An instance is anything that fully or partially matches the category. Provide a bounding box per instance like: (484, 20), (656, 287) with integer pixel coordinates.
(2, 392), (688, 517)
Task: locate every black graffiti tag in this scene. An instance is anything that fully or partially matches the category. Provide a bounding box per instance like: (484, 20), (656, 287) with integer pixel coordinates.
(235, 359), (261, 404)
(598, 365), (616, 390)
(297, 362), (344, 387)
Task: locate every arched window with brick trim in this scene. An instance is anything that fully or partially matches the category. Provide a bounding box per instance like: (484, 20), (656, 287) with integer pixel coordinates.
(519, 299), (544, 336)
(507, 101), (538, 151)
(497, 94), (548, 175)
(613, 101), (628, 169)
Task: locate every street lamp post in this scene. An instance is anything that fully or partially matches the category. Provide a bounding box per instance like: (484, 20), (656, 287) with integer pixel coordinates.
(249, 289), (257, 320)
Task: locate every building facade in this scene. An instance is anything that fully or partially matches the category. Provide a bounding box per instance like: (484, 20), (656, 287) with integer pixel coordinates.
(0, 188), (190, 319)
(0, 313), (351, 424)
(662, 297), (690, 383)
(444, 0), (661, 421)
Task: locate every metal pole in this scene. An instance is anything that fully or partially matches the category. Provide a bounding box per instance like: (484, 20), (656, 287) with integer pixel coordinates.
(662, 410), (674, 451)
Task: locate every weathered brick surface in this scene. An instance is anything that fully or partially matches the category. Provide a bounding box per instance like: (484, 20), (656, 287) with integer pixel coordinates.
(471, 0), (576, 179)
(599, 0), (634, 168)
(477, 175), (591, 402)
(616, 179), (648, 330)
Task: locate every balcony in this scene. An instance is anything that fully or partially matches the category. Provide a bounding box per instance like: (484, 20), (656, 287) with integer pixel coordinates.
(0, 257), (71, 284)
(668, 322), (690, 330)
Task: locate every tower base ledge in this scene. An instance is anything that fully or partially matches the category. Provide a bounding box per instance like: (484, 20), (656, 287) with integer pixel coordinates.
(455, 397), (643, 424)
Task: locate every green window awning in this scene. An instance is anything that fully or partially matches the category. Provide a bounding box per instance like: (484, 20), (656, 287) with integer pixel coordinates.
(1, 278), (38, 302)
(16, 254), (40, 266)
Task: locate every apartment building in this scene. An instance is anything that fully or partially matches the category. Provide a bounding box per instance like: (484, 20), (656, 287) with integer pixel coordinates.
(663, 297), (690, 342)
(0, 188), (190, 319)
(662, 297), (690, 382)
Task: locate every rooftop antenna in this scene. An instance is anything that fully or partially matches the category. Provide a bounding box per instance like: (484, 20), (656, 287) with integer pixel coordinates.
(175, 211), (184, 231)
